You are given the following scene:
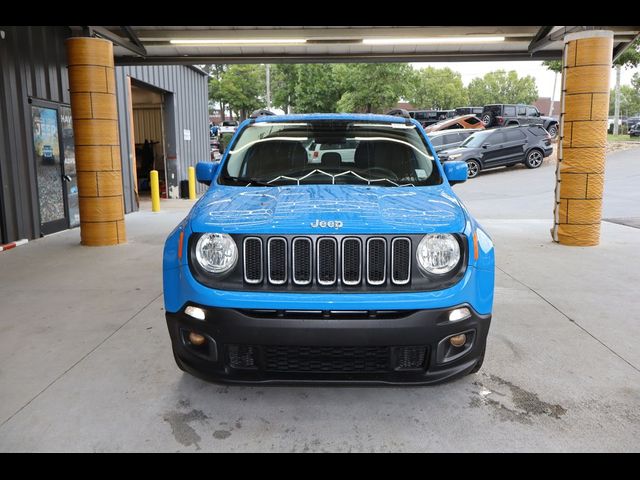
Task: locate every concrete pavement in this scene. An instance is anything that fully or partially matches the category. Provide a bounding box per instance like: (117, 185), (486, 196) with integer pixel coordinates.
(0, 149), (639, 452)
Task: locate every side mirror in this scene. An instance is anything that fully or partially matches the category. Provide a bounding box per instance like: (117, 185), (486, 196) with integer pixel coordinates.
(196, 161), (220, 186)
(443, 161), (468, 185)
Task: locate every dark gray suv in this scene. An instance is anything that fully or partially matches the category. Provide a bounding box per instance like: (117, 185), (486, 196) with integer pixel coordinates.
(480, 104), (559, 138)
(438, 125), (554, 178)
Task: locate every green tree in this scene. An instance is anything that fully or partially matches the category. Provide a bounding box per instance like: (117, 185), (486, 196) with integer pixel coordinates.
(609, 85), (640, 117)
(409, 67), (468, 109)
(294, 64), (343, 113)
(612, 40), (640, 133)
(271, 64), (299, 113)
(207, 64), (228, 120)
(632, 72), (640, 93)
(219, 64), (266, 120)
(542, 60), (563, 73)
(335, 63), (413, 113)
(467, 70), (539, 106)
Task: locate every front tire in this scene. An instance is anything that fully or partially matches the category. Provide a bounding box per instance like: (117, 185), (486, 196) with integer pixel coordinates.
(547, 123), (558, 138)
(524, 149), (544, 169)
(466, 159), (481, 178)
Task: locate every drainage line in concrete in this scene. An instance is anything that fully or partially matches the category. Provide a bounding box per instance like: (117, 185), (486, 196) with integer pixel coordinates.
(496, 266), (640, 375)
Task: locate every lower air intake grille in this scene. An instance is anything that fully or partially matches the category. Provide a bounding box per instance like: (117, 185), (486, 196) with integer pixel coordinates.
(264, 345), (390, 373)
(228, 345), (257, 369)
(395, 346), (427, 370)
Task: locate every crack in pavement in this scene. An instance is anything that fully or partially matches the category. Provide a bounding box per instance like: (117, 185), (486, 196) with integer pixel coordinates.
(496, 265), (640, 375)
(0, 292), (164, 430)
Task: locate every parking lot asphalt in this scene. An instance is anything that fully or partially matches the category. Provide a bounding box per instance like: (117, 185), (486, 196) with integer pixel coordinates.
(0, 148), (639, 452)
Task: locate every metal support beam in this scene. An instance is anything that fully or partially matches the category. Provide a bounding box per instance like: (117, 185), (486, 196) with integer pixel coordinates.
(88, 26), (146, 57)
(120, 26), (147, 55)
(115, 50), (563, 66)
(528, 26), (585, 54)
(528, 26), (554, 52)
(613, 31), (640, 62)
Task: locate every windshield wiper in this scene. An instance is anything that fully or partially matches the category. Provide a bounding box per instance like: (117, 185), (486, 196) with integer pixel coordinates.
(221, 176), (273, 187)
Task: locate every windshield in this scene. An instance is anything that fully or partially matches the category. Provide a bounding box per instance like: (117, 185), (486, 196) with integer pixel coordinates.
(218, 120), (441, 187)
(460, 130), (493, 148)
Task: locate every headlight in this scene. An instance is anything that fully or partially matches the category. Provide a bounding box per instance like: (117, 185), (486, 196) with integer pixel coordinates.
(195, 233), (238, 274)
(416, 234), (461, 274)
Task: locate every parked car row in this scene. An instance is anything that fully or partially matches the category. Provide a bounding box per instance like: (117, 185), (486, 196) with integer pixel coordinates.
(406, 103), (559, 139)
(430, 125), (554, 179)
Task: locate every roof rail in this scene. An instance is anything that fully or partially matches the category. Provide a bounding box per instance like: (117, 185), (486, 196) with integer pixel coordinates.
(249, 109), (276, 119)
(385, 108), (412, 120)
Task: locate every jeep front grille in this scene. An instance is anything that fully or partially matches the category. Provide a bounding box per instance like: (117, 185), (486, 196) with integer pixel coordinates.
(242, 235), (414, 289)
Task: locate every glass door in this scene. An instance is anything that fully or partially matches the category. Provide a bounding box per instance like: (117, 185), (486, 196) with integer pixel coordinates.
(31, 102), (74, 235)
(60, 106), (79, 227)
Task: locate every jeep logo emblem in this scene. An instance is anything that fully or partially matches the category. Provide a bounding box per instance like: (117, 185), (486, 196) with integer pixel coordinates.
(311, 219), (343, 229)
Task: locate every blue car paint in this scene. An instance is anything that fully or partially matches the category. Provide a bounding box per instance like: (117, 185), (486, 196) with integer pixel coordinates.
(163, 113), (494, 316)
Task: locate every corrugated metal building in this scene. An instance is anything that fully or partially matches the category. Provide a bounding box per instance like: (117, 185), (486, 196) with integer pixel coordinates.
(115, 65), (210, 213)
(0, 26), (209, 244)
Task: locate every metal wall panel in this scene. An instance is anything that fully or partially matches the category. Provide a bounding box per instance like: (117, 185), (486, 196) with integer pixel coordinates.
(115, 65), (209, 211)
(0, 26), (72, 243)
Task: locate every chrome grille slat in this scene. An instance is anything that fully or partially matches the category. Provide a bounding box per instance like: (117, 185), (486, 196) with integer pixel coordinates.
(342, 237), (362, 285)
(243, 237), (263, 284)
(391, 237), (411, 285)
(267, 237), (287, 284)
(317, 237), (338, 285)
(292, 237), (312, 285)
(366, 238), (387, 285)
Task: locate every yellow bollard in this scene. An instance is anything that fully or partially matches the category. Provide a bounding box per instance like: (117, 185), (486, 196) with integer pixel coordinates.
(188, 166), (196, 200)
(150, 170), (160, 212)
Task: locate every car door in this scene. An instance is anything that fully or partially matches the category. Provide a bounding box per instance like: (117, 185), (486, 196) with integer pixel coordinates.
(526, 106), (541, 126)
(428, 134), (444, 152)
(440, 133), (460, 151)
(500, 128), (528, 164)
(478, 130), (508, 167)
(517, 105), (528, 125)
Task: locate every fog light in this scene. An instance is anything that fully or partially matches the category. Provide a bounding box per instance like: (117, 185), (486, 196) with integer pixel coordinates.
(450, 334), (467, 347)
(449, 307), (471, 322)
(185, 306), (205, 320)
(188, 332), (207, 346)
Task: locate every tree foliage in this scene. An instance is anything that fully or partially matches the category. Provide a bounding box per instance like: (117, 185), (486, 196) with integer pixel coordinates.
(609, 85), (640, 116)
(293, 64), (344, 113)
(467, 70), (539, 106)
(271, 64), (299, 112)
(409, 67), (468, 109)
(542, 60), (563, 73)
(218, 65), (266, 119)
(334, 63), (413, 113)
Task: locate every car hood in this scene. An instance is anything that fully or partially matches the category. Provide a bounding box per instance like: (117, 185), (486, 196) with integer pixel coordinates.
(189, 184), (466, 234)
(439, 147), (477, 157)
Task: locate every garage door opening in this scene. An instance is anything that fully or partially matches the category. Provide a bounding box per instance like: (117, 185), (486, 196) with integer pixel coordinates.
(130, 81), (169, 199)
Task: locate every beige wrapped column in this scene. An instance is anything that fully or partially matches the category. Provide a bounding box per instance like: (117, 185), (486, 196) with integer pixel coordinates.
(66, 37), (126, 246)
(552, 30), (613, 246)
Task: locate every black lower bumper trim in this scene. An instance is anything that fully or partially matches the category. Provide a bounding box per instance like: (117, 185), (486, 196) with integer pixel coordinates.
(166, 305), (491, 385)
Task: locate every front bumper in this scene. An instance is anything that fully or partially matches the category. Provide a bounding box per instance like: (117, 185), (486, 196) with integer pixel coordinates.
(166, 304), (491, 385)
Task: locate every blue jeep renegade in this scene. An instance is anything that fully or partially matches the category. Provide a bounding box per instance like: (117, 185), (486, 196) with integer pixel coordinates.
(163, 113), (495, 385)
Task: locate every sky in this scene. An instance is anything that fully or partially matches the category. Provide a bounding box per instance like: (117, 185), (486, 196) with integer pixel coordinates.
(412, 61), (639, 101)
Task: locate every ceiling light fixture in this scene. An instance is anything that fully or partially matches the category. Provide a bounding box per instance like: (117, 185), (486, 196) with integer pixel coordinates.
(362, 36), (506, 45)
(169, 38), (307, 45)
